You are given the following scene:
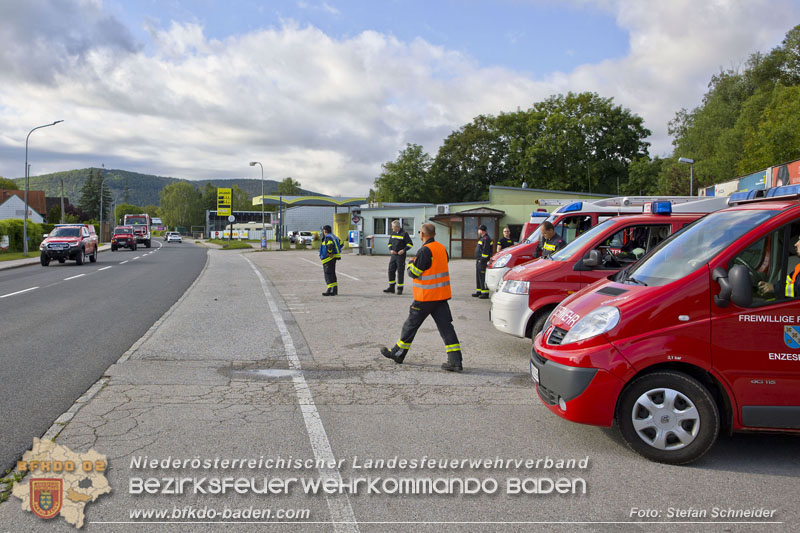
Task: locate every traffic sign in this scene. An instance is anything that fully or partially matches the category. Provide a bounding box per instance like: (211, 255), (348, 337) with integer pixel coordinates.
(352, 215), (361, 224)
(228, 215), (235, 222)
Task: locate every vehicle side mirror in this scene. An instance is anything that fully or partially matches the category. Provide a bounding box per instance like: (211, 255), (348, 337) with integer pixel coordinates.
(583, 249), (601, 268)
(43, 234), (48, 238)
(713, 265), (752, 308)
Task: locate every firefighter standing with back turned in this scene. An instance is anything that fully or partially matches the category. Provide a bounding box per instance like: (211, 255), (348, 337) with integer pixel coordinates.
(320, 225), (342, 296)
(383, 220), (413, 295)
(473, 224), (492, 299)
(381, 223), (463, 372)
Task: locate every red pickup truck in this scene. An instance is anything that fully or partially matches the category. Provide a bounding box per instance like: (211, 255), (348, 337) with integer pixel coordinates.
(111, 226), (138, 251)
(39, 224), (98, 266)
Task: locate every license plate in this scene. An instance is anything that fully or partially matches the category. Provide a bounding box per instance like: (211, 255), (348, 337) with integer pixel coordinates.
(530, 361), (540, 383)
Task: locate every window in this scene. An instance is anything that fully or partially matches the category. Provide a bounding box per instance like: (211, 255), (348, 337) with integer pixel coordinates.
(374, 218), (387, 235)
(730, 222), (798, 307)
(401, 218), (414, 235)
(592, 225), (669, 269)
(554, 215), (592, 245)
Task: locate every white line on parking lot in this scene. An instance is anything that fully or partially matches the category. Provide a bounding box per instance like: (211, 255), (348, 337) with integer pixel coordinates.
(0, 287), (39, 299)
(64, 274), (85, 280)
(245, 256), (358, 532)
(98, 266), (112, 271)
(300, 257), (360, 280)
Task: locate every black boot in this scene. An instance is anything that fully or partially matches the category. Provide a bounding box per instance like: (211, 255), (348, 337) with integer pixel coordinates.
(479, 292), (489, 299)
(322, 288), (332, 296)
(383, 286), (395, 293)
(471, 291), (481, 297)
(331, 286), (338, 296)
(396, 287), (403, 295)
(441, 351), (463, 372)
(380, 346), (406, 364)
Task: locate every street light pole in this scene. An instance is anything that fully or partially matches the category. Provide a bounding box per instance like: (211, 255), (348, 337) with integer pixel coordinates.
(99, 171), (107, 243)
(679, 157), (695, 196)
(24, 120), (63, 255)
(60, 177), (65, 224)
(249, 161), (265, 248)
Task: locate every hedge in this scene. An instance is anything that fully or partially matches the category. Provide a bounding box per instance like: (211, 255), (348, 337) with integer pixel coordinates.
(0, 219), (46, 253)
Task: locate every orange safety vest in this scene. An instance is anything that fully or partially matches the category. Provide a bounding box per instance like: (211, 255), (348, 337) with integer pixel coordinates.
(411, 240), (452, 301)
(786, 263), (800, 298)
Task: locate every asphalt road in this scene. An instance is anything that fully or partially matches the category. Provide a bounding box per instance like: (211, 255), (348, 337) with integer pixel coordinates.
(0, 240), (207, 473)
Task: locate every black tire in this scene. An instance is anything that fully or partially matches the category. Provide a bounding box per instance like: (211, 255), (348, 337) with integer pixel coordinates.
(111, 244), (117, 252)
(616, 371), (719, 465)
(530, 311), (551, 341)
(145, 239), (151, 248)
(75, 247), (84, 265)
(89, 247), (97, 263)
(133, 243), (137, 251)
(58, 258), (66, 264)
(40, 253), (49, 266)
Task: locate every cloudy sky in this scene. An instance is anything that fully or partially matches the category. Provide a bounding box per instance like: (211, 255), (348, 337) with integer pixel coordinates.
(0, 0), (797, 196)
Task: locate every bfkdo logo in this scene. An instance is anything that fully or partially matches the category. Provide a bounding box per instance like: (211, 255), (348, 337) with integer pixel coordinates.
(30, 479), (63, 520)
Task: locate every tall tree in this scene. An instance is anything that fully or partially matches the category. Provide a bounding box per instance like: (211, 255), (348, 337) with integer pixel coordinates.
(277, 177), (302, 196)
(79, 168), (103, 219)
(159, 181), (202, 228)
(373, 144), (433, 202)
(0, 176), (18, 189)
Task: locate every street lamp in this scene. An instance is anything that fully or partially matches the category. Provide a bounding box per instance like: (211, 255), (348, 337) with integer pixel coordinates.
(24, 120), (63, 255)
(249, 161), (265, 248)
(99, 170), (107, 243)
(679, 157), (695, 196)
(59, 177), (65, 224)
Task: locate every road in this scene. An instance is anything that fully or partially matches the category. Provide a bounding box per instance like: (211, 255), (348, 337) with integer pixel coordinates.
(0, 240), (207, 473)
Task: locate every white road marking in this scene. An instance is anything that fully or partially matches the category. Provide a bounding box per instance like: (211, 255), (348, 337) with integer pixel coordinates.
(98, 266), (112, 271)
(64, 274), (85, 280)
(0, 287), (39, 298)
(132, 256), (140, 260)
(300, 257), (360, 280)
(120, 261), (129, 264)
(245, 256), (358, 533)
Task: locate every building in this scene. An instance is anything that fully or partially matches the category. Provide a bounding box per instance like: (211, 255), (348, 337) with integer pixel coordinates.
(359, 186), (612, 259)
(0, 193), (44, 223)
(1, 189), (46, 218)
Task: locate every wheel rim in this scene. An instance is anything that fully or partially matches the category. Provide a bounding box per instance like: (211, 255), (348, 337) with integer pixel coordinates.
(630, 387), (700, 450)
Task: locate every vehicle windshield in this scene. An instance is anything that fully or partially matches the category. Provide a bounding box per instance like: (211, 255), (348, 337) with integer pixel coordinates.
(549, 218), (618, 262)
(126, 217), (147, 225)
(523, 215), (557, 244)
(624, 209), (778, 286)
(50, 227), (80, 237)
(114, 228), (132, 235)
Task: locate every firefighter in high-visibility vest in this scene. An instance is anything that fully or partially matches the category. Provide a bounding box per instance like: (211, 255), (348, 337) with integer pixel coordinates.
(534, 221), (565, 259)
(758, 235), (800, 298)
(383, 220), (413, 295)
(381, 222), (463, 372)
(320, 225), (342, 296)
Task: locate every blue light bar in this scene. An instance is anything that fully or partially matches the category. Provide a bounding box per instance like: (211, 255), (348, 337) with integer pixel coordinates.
(559, 202), (583, 213)
(767, 185), (800, 197)
(728, 191), (750, 203)
(650, 201), (672, 215)
(530, 211), (549, 217)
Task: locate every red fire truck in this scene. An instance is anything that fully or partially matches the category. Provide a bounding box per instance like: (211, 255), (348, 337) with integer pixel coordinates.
(123, 213), (152, 248)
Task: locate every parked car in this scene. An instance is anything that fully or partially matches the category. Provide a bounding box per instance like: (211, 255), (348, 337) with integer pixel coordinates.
(166, 232), (182, 243)
(111, 226), (137, 251)
(297, 231), (314, 245)
(531, 186), (800, 464)
(39, 224), (98, 266)
(287, 231), (297, 244)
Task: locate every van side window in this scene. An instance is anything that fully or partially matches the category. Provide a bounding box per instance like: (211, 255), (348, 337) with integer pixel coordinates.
(594, 225), (670, 269)
(734, 224), (794, 307)
(554, 215), (592, 245)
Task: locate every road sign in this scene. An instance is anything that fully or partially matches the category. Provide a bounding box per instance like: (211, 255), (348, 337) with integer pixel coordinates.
(352, 215), (361, 224)
(217, 188), (232, 216)
(228, 215), (235, 222)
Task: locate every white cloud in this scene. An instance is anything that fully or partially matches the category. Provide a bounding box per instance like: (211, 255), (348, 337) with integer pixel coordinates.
(0, 0), (797, 194)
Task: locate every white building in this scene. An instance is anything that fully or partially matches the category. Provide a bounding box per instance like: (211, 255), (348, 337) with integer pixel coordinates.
(0, 194), (44, 223)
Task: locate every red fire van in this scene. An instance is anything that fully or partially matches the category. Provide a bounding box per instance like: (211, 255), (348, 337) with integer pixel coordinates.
(531, 188), (800, 464)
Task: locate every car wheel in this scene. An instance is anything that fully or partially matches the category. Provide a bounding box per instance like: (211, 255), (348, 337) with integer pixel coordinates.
(530, 311), (550, 341)
(111, 244), (117, 251)
(40, 253), (50, 266)
(89, 247), (97, 263)
(75, 247), (84, 265)
(58, 258), (66, 264)
(145, 239), (151, 248)
(616, 371), (719, 465)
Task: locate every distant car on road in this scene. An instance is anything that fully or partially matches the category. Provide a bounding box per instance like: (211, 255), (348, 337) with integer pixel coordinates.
(166, 232), (182, 243)
(111, 226), (137, 251)
(297, 231), (314, 245)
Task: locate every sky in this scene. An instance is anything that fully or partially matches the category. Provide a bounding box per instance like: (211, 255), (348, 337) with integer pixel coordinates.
(0, 0), (798, 196)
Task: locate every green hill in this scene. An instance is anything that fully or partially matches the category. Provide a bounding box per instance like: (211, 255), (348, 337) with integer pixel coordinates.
(12, 168), (321, 207)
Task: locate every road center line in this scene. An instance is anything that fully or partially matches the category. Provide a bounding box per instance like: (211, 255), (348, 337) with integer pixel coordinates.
(300, 257), (360, 281)
(98, 266), (112, 271)
(132, 257), (140, 260)
(64, 274), (85, 280)
(245, 256), (358, 533)
(0, 287), (39, 298)
(120, 261), (129, 264)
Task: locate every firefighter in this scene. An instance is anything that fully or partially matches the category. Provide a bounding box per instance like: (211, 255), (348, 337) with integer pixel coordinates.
(473, 224), (492, 299)
(320, 225), (342, 296)
(381, 223), (463, 372)
(496, 226), (514, 253)
(383, 220), (413, 295)
(534, 221), (565, 259)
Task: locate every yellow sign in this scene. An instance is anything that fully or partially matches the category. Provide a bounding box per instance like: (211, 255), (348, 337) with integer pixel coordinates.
(217, 187), (232, 216)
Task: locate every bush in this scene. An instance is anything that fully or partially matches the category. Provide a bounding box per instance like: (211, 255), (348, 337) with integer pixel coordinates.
(0, 219), (45, 253)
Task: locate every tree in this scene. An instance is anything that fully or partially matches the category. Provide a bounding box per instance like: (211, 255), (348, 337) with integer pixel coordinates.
(159, 182), (202, 228)
(78, 168), (112, 220)
(622, 157), (663, 196)
(277, 177), (302, 196)
(231, 185), (251, 210)
(115, 203), (145, 222)
(47, 206), (61, 224)
(373, 144), (433, 203)
(0, 176), (18, 189)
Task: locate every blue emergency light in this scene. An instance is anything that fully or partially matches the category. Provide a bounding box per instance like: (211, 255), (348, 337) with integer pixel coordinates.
(559, 202), (583, 213)
(767, 185), (800, 197)
(650, 201), (672, 215)
(530, 211), (549, 218)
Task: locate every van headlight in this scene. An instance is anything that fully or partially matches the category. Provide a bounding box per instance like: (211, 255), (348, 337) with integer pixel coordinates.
(493, 254), (511, 268)
(560, 306), (620, 345)
(502, 280), (529, 295)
